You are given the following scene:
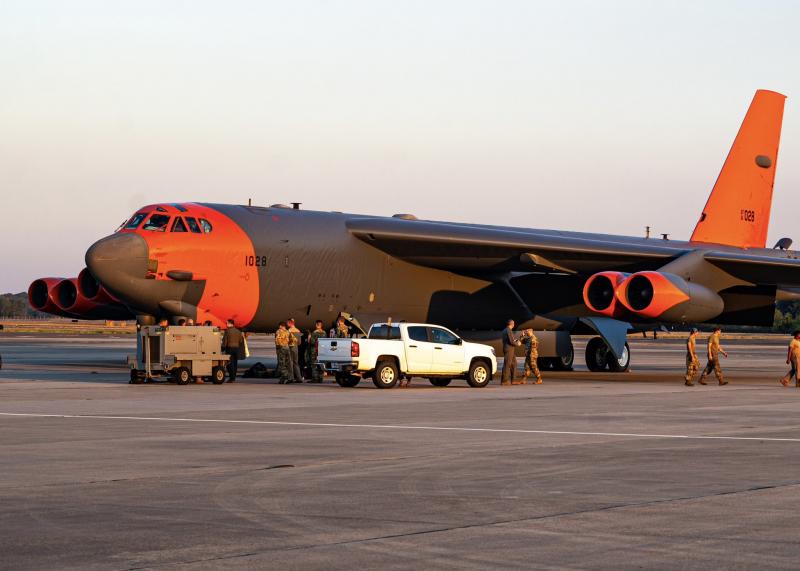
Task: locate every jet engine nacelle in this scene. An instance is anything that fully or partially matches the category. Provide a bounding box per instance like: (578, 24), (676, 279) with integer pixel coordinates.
(582, 271), (631, 318)
(28, 277), (78, 318)
(51, 275), (132, 320)
(616, 271), (724, 323)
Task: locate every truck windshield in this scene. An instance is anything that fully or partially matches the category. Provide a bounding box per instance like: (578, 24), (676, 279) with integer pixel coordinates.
(369, 325), (401, 340)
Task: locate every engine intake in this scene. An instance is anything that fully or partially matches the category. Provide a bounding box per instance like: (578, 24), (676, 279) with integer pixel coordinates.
(616, 271), (724, 322)
(583, 271), (631, 318)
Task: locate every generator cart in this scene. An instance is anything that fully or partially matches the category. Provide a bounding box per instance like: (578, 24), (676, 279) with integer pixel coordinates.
(128, 325), (230, 385)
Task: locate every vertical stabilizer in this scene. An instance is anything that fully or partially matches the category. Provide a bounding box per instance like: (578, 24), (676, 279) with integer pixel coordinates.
(691, 89), (786, 249)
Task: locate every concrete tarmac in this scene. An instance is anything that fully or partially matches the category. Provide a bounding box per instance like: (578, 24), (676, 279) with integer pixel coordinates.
(1, 335), (800, 569)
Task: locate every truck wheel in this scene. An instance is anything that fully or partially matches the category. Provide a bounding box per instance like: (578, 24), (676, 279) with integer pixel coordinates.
(373, 361), (399, 389)
(174, 367), (191, 385)
(429, 378), (452, 387)
(129, 370), (145, 384)
(336, 373), (361, 388)
(606, 342), (631, 372)
(211, 366), (227, 384)
(585, 337), (609, 372)
(467, 360), (491, 388)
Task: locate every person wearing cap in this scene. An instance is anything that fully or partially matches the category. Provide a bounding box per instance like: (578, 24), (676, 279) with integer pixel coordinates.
(779, 330), (800, 387)
(521, 329), (543, 384)
(699, 326), (728, 385)
(684, 328), (700, 386)
(274, 322), (293, 384)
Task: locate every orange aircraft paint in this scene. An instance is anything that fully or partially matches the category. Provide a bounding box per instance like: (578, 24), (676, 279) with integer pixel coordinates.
(691, 89), (786, 249)
(120, 203), (259, 328)
(615, 271), (690, 319)
(582, 271), (630, 318)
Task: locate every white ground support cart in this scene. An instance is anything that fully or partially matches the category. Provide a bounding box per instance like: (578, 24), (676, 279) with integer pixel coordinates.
(128, 325), (230, 385)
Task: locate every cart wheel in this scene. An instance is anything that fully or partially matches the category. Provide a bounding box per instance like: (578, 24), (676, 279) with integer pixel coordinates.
(174, 367), (191, 385)
(211, 366), (226, 385)
(129, 370), (145, 384)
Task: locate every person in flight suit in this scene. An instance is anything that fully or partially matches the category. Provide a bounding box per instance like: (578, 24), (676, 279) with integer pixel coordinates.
(501, 319), (520, 386)
(275, 322), (294, 384)
(222, 319), (243, 382)
(287, 318), (304, 383)
(521, 329), (543, 384)
(699, 326), (728, 385)
(308, 320), (327, 383)
(684, 328), (700, 386)
(779, 330), (800, 387)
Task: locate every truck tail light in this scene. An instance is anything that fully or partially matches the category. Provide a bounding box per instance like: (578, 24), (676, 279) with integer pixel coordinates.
(351, 341), (360, 358)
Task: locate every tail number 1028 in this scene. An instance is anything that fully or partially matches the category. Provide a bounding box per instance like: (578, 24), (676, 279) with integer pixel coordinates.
(740, 209), (755, 222)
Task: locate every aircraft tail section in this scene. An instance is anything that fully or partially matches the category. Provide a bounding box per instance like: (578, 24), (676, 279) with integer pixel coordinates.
(691, 89), (786, 249)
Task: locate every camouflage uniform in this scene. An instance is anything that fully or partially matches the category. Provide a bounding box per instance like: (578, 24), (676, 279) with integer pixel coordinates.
(334, 322), (350, 338)
(685, 334), (700, 385)
(309, 328), (327, 382)
(780, 338), (800, 387)
(522, 332), (542, 384)
(275, 328), (293, 383)
(287, 325), (303, 382)
(699, 331), (726, 385)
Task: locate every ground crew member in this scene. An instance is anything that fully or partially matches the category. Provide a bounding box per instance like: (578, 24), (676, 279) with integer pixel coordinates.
(699, 326), (728, 385)
(779, 330), (800, 387)
(334, 317), (350, 338)
(308, 320), (327, 383)
(521, 329), (543, 384)
(275, 322), (293, 384)
(501, 319), (520, 386)
(222, 319), (243, 382)
(287, 318), (304, 383)
(684, 328), (700, 386)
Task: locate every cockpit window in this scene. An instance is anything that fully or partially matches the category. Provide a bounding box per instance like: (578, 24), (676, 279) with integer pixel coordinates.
(142, 214), (171, 232)
(185, 217), (202, 233)
(199, 219), (213, 233)
(124, 213), (147, 230)
(171, 217), (188, 232)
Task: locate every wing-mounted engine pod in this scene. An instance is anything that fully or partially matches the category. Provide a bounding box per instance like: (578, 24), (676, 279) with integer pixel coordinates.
(28, 277), (76, 317)
(582, 271), (631, 317)
(616, 271), (725, 322)
(77, 267), (117, 304)
(47, 274), (132, 320)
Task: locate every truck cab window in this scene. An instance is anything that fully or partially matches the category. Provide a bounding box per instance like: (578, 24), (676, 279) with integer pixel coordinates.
(431, 327), (459, 345)
(142, 214), (171, 232)
(185, 217), (202, 233)
(407, 326), (429, 343)
(171, 217), (188, 232)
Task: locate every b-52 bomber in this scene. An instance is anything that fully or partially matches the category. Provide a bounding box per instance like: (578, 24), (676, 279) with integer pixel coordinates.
(29, 89), (798, 372)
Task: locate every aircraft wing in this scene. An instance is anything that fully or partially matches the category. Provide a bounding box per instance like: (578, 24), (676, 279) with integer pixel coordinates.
(347, 217), (800, 285)
(346, 217), (683, 274)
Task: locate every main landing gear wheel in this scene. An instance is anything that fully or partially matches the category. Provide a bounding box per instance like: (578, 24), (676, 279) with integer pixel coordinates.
(429, 378), (452, 387)
(373, 361), (399, 389)
(585, 337), (630, 372)
(211, 366), (227, 385)
(335, 373), (361, 388)
(174, 367), (191, 385)
(551, 343), (575, 371)
(607, 342), (631, 372)
(466, 360), (491, 388)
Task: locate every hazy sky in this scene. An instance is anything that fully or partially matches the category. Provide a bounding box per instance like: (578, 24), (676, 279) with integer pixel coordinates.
(1, 0), (799, 292)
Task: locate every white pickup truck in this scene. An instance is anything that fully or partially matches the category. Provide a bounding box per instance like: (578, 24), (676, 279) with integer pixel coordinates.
(316, 322), (497, 389)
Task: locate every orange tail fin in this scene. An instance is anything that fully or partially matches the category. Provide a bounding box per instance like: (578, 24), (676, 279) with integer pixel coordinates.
(691, 89), (786, 249)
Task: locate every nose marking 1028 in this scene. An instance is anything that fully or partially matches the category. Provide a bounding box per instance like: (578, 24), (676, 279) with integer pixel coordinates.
(245, 255), (267, 267)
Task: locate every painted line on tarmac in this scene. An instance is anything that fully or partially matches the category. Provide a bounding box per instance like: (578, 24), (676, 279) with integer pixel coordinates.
(1, 412), (799, 443)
